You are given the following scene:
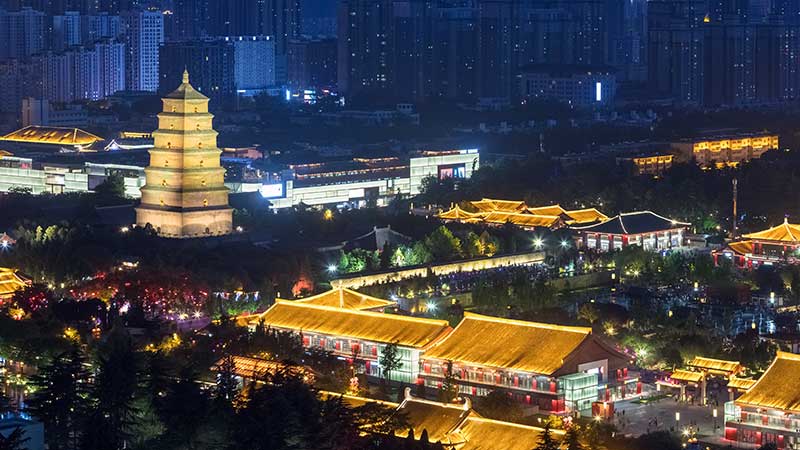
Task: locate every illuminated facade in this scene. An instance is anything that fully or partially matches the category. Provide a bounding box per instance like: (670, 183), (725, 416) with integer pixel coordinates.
(671, 133), (779, 168)
(438, 198), (607, 230)
(573, 211), (689, 252)
(419, 313), (635, 416)
(715, 219), (800, 268)
(136, 70), (233, 238)
(724, 352), (800, 449)
(616, 154), (674, 176)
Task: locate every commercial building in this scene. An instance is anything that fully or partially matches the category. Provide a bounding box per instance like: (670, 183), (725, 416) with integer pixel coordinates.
(724, 352), (800, 448)
(519, 65), (617, 108)
(670, 133), (779, 168)
(122, 9), (164, 92)
(419, 313), (634, 416)
(438, 198), (607, 229)
(250, 300), (452, 383)
(136, 70), (233, 238)
(573, 211), (689, 251)
(230, 36), (276, 96)
(715, 219), (800, 268)
(287, 38), (337, 89)
(260, 149), (479, 210)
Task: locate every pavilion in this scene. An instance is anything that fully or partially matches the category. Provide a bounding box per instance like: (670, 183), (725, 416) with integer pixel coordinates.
(724, 352), (800, 449)
(572, 211), (689, 251)
(0, 268), (29, 301)
(438, 198), (607, 230)
(248, 301), (452, 383)
(715, 218), (800, 268)
(658, 357), (744, 404)
(418, 312), (634, 415)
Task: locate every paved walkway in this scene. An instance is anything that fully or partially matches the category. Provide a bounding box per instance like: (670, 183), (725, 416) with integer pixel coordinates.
(611, 396), (722, 438)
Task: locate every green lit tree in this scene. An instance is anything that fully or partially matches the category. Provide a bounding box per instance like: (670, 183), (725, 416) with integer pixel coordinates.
(563, 425), (584, 450)
(534, 421), (560, 450)
(379, 342), (402, 384)
(425, 226), (462, 261)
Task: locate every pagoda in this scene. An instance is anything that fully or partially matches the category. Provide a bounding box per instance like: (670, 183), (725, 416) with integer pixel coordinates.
(135, 70), (233, 238)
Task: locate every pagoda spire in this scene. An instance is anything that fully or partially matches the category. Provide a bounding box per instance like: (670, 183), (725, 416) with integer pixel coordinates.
(182, 68), (190, 84)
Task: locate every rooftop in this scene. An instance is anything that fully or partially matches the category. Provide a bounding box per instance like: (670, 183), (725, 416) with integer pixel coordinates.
(438, 199), (606, 228)
(736, 352), (800, 413)
(252, 301), (451, 349)
(164, 70), (209, 101)
(291, 288), (395, 310)
(422, 312), (594, 375)
(0, 267), (29, 298)
(211, 355), (313, 381)
(1, 126), (103, 146)
(742, 218), (800, 243)
(686, 356), (742, 375)
(669, 369), (704, 383)
(572, 211), (689, 235)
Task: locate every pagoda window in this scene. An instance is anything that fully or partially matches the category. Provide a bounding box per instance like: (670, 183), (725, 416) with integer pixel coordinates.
(169, 123), (174, 130)
(164, 160), (169, 167)
(161, 179), (167, 187)
(194, 106), (198, 113)
(201, 179), (206, 187)
(171, 106), (176, 112)
(196, 123), (201, 130)
(167, 142), (171, 149)
(160, 199), (164, 206)
(199, 159), (204, 166)
(198, 142), (202, 149)
(203, 198), (208, 207)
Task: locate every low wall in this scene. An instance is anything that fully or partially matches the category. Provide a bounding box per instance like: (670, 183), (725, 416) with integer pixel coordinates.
(331, 251), (545, 289)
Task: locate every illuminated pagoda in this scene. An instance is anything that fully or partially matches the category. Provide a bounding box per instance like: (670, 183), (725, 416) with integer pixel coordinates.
(724, 352), (800, 448)
(419, 313), (634, 415)
(248, 300), (451, 383)
(716, 218), (800, 268)
(135, 70), (233, 238)
(0, 267), (29, 301)
(438, 198), (607, 230)
(572, 211), (689, 251)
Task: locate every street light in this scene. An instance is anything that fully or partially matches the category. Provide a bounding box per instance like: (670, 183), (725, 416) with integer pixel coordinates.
(713, 408), (718, 433)
(675, 411), (681, 429)
(327, 265), (337, 274)
(533, 238), (544, 249)
(560, 240), (569, 248)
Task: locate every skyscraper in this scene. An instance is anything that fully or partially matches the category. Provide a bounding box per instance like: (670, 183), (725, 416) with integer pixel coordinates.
(0, 7), (46, 60)
(261, 0), (302, 83)
(123, 9), (164, 91)
(136, 70), (233, 238)
(52, 11), (83, 50)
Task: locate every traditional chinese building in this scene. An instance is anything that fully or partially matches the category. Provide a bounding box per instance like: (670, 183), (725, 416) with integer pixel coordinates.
(0, 267), (29, 301)
(659, 357), (745, 404)
(287, 287), (395, 311)
(249, 300), (452, 383)
(572, 211), (689, 251)
(438, 198), (607, 230)
(135, 70), (233, 238)
(724, 352), (800, 449)
(418, 313), (634, 416)
(715, 219), (800, 268)
(211, 355), (315, 384)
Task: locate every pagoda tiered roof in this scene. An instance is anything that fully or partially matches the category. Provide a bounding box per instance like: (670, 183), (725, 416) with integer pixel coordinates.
(0, 268), (29, 299)
(422, 312), (596, 375)
(253, 301), (451, 349)
(291, 288), (395, 311)
(742, 218), (800, 243)
(736, 351), (800, 412)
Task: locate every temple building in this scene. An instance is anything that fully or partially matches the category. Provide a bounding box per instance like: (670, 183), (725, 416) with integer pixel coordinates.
(248, 300), (452, 383)
(418, 313), (634, 416)
(284, 287), (395, 311)
(0, 267), (29, 301)
(715, 219), (800, 268)
(135, 70), (233, 238)
(724, 352), (800, 449)
(438, 199), (607, 230)
(572, 211), (689, 251)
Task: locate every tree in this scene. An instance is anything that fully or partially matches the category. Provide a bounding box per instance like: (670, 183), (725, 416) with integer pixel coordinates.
(379, 342), (402, 384)
(634, 431), (681, 450)
(215, 353), (239, 404)
(0, 428), (29, 450)
(85, 324), (140, 449)
(578, 304), (599, 325)
(534, 421), (560, 450)
(27, 345), (92, 450)
(437, 361), (459, 403)
(563, 425), (583, 450)
(154, 366), (211, 450)
(424, 226), (461, 261)
(94, 173), (127, 205)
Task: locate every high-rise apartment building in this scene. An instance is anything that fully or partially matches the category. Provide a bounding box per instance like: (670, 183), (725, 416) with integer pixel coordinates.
(0, 7), (46, 60)
(122, 9), (164, 91)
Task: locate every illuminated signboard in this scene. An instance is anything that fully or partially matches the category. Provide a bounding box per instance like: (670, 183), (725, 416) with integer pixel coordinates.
(596, 82), (602, 102)
(259, 183), (284, 198)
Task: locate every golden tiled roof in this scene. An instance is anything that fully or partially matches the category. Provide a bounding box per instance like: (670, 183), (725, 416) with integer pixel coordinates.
(164, 70), (209, 101)
(254, 301), (451, 349)
(686, 356), (742, 374)
(563, 208), (609, 224)
(481, 211), (561, 228)
(670, 369), (704, 383)
(526, 205), (567, 216)
(737, 352), (800, 412)
(291, 288), (395, 311)
(471, 199), (527, 213)
(394, 398), (471, 445)
(742, 218), (800, 243)
(727, 240), (754, 256)
(458, 417), (559, 450)
(0, 268), (28, 298)
(422, 312), (592, 375)
(438, 205), (483, 222)
(211, 355), (313, 381)
(728, 377), (756, 391)
(1, 126), (102, 146)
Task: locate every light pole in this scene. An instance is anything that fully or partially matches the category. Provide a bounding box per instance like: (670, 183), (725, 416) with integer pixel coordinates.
(675, 411), (681, 431)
